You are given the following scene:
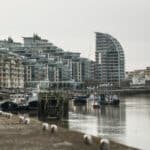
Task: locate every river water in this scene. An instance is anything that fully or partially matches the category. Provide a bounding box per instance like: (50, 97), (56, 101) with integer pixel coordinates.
(68, 94), (150, 150)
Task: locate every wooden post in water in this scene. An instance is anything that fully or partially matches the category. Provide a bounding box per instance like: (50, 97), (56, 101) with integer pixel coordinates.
(38, 92), (69, 120)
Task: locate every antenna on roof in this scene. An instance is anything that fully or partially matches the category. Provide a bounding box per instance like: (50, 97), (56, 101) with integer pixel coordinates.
(8, 37), (13, 43)
(33, 33), (41, 40)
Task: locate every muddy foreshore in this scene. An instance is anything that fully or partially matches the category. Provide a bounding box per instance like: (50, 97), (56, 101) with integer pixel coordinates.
(0, 114), (138, 150)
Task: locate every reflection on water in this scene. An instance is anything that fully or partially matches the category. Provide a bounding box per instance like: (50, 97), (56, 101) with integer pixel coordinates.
(69, 102), (126, 140)
(68, 95), (150, 150)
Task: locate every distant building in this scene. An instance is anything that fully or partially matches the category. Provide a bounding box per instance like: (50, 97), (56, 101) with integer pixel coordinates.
(0, 49), (24, 89)
(126, 67), (150, 86)
(95, 32), (125, 87)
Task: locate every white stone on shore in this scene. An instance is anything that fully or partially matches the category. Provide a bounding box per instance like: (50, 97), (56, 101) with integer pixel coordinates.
(50, 124), (58, 133)
(100, 139), (110, 150)
(19, 115), (25, 123)
(83, 134), (92, 144)
(24, 117), (30, 124)
(42, 123), (49, 131)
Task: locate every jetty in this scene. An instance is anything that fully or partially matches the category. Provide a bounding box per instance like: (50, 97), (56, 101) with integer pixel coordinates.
(0, 114), (138, 150)
(38, 92), (69, 120)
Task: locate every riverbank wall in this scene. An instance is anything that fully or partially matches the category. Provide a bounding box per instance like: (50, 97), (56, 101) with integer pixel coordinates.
(0, 114), (138, 150)
(113, 88), (150, 95)
(68, 88), (150, 96)
(0, 88), (150, 101)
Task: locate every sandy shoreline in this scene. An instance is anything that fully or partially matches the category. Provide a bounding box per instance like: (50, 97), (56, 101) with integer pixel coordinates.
(0, 114), (138, 150)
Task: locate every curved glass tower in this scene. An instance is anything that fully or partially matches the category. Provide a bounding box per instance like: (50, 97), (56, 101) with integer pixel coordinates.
(95, 32), (125, 87)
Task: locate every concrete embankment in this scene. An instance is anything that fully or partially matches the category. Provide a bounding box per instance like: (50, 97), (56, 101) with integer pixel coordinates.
(70, 88), (150, 96)
(113, 88), (150, 95)
(0, 114), (138, 150)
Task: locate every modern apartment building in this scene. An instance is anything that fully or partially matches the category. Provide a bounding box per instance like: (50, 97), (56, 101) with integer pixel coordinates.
(95, 32), (125, 86)
(80, 58), (92, 81)
(0, 34), (93, 89)
(0, 49), (24, 89)
(90, 61), (97, 81)
(21, 35), (92, 88)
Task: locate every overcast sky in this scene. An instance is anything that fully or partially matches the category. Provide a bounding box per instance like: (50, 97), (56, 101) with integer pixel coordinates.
(0, 0), (149, 71)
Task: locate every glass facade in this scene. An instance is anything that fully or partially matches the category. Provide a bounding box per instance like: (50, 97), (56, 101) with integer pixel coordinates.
(95, 32), (125, 86)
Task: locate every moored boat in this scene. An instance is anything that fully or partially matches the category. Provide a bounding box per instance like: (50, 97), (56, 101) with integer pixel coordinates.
(0, 100), (18, 111)
(73, 96), (87, 105)
(99, 94), (120, 105)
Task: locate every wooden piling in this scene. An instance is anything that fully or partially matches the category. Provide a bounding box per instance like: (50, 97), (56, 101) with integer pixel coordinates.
(38, 92), (69, 120)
